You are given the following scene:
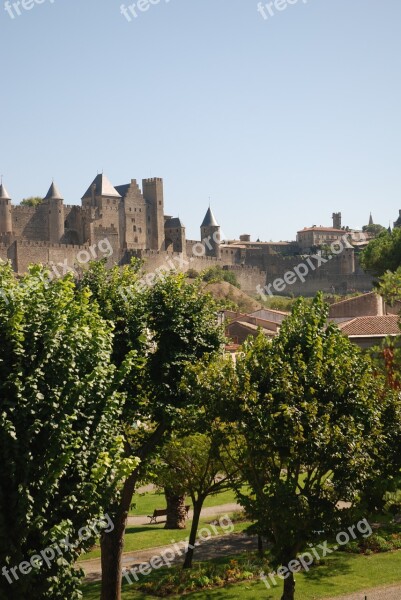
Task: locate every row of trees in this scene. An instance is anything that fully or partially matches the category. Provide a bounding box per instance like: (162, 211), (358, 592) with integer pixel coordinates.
(1, 256), (400, 600)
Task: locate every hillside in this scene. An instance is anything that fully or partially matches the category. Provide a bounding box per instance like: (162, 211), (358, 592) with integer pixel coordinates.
(201, 281), (263, 313)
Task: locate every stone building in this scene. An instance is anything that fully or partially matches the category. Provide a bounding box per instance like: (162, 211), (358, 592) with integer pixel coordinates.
(0, 172), (394, 296)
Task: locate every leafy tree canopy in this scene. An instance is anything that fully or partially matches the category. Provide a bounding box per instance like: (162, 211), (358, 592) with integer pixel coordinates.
(202, 266), (240, 289)
(185, 294), (386, 600)
(0, 263), (136, 600)
(360, 228), (401, 276)
(20, 197), (43, 207)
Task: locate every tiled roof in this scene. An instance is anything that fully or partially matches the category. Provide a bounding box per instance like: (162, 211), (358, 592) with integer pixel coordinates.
(338, 315), (400, 337)
(298, 227), (345, 234)
(230, 321), (276, 336)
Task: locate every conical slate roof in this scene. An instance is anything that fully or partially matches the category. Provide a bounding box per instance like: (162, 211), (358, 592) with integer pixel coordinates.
(201, 207), (219, 228)
(0, 183), (11, 200)
(44, 181), (63, 201)
(82, 174), (121, 199)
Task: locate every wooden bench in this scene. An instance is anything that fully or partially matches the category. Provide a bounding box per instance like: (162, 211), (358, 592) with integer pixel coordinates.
(147, 505), (191, 524)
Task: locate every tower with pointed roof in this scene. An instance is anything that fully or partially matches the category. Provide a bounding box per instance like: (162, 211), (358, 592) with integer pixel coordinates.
(369, 213), (374, 226)
(45, 181), (65, 243)
(201, 206), (221, 259)
(81, 174), (122, 245)
(0, 181), (13, 235)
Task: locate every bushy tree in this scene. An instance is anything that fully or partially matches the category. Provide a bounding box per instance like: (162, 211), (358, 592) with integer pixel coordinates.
(360, 228), (401, 276)
(189, 295), (385, 600)
(0, 264), (135, 600)
(152, 433), (238, 568)
(362, 223), (387, 237)
(79, 262), (224, 600)
(202, 266), (240, 288)
(19, 197), (43, 207)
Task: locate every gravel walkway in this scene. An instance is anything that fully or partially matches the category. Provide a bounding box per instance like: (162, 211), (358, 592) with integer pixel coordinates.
(325, 583), (401, 599)
(82, 531), (255, 582)
(81, 502), (245, 582)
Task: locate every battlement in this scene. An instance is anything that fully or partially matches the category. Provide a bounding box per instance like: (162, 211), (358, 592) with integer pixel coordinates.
(143, 177), (163, 183)
(16, 240), (90, 251)
(223, 264), (264, 272)
(13, 205), (40, 212)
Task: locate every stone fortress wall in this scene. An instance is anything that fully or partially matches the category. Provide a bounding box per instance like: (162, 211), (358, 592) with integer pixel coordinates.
(0, 173), (382, 297)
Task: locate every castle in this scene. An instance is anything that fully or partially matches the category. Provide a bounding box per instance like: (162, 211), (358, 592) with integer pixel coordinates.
(0, 173), (382, 296)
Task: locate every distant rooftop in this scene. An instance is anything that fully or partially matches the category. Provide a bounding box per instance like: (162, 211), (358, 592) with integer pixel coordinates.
(44, 182), (63, 201)
(82, 174), (121, 199)
(201, 207), (219, 227)
(298, 227), (345, 234)
(338, 315), (400, 337)
(165, 217), (184, 228)
(0, 183), (11, 200)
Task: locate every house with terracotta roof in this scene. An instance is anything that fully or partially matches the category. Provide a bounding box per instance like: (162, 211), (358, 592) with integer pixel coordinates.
(328, 292), (400, 348)
(337, 315), (400, 349)
(224, 309), (283, 345)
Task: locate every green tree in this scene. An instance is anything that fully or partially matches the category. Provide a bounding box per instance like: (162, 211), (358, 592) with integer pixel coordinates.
(362, 223), (387, 237)
(78, 262), (224, 600)
(360, 228), (401, 276)
(191, 295), (384, 600)
(0, 264), (135, 600)
(377, 267), (401, 306)
(19, 197), (43, 207)
(153, 433), (238, 568)
(202, 266), (240, 288)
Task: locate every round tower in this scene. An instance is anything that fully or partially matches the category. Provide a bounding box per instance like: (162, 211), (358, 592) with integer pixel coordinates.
(45, 182), (64, 243)
(0, 181), (13, 234)
(200, 207), (221, 259)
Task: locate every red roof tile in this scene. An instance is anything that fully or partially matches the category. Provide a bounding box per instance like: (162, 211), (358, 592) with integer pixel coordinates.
(338, 315), (400, 337)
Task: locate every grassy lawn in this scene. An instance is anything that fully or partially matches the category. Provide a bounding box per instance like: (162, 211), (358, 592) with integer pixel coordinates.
(130, 488), (240, 516)
(79, 516), (251, 561)
(81, 550), (401, 599)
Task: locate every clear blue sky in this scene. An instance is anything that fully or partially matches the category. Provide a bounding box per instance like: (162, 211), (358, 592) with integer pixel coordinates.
(1, 0), (400, 241)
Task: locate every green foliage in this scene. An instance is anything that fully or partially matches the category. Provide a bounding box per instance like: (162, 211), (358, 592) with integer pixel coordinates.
(362, 224), (387, 237)
(186, 269), (200, 279)
(377, 268), (401, 306)
(20, 196), (43, 207)
(202, 266), (240, 289)
(233, 295), (383, 566)
(79, 262), (225, 593)
(360, 228), (401, 276)
(187, 295), (385, 575)
(137, 556), (268, 597)
(0, 264), (135, 600)
(342, 527), (401, 554)
(152, 433), (237, 501)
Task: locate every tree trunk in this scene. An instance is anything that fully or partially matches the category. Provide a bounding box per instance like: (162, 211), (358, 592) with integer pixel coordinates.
(281, 571), (296, 600)
(100, 472), (137, 600)
(257, 534), (263, 555)
(100, 423), (167, 600)
(164, 488), (187, 529)
(183, 498), (203, 569)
